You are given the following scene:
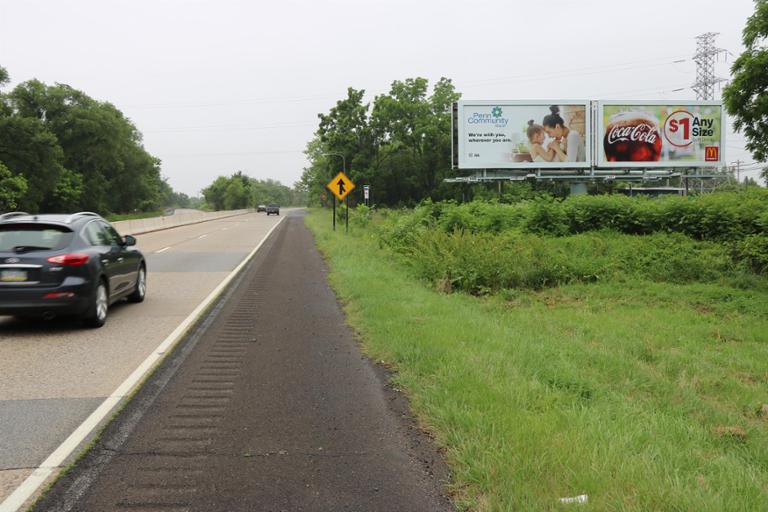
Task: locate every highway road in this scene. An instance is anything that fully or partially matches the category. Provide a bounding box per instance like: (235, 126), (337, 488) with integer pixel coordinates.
(0, 211), (285, 506)
(29, 213), (451, 512)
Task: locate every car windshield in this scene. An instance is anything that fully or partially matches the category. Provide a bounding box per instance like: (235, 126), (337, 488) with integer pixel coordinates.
(0, 224), (74, 253)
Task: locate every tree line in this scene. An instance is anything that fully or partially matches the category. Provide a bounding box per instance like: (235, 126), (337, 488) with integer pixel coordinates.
(0, 65), (181, 214)
(202, 172), (305, 210)
(298, 77), (462, 207)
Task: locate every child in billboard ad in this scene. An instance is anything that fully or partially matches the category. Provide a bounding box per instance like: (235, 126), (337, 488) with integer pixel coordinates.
(459, 102), (589, 169)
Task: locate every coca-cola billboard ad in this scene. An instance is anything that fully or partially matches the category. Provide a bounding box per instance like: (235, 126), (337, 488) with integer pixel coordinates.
(597, 101), (724, 168)
(455, 100), (591, 169)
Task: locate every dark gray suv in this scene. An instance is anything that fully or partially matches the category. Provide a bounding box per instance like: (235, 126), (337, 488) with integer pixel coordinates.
(0, 211), (146, 327)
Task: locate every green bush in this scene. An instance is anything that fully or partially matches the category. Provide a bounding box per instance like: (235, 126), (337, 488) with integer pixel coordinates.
(733, 235), (768, 274)
(524, 199), (569, 236)
(382, 189), (768, 241)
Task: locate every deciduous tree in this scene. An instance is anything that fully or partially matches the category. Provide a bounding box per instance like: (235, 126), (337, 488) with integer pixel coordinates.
(723, 0), (768, 162)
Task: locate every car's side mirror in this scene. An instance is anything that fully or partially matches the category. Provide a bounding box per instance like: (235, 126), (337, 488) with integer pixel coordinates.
(123, 235), (137, 246)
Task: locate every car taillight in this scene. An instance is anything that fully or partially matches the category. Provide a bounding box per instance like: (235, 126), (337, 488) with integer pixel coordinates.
(44, 292), (75, 299)
(47, 253), (90, 266)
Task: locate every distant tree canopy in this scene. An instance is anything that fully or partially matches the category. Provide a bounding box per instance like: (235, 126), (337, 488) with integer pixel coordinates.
(0, 66), (180, 214)
(724, 0), (768, 167)
(300, 77), (461, 207)
(202, 172), (305, 211)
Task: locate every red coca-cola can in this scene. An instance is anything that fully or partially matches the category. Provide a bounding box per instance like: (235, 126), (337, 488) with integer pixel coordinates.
(603, 111), (662, 162)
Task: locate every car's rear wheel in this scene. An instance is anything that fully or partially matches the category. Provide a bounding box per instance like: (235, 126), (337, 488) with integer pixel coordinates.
(127, 265), (146, 303)
(83, 280), (108, 328)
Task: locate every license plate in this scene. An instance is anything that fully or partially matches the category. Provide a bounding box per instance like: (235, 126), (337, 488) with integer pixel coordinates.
(1, 270), (28, 282)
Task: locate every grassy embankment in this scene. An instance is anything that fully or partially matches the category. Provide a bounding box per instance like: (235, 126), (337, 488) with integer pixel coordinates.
(305, 204), (768, 511)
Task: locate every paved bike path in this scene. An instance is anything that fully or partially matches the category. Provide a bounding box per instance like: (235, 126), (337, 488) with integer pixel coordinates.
(32, 213), (452, 512)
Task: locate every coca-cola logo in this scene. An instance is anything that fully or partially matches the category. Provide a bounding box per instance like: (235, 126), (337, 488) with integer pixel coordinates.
(606, 123), (659, 145)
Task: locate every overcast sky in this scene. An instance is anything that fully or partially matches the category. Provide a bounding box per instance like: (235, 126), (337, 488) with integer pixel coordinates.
(0, 0), (762, 195)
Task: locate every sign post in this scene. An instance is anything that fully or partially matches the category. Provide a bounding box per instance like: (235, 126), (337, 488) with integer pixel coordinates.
(363, 185), (370, 206)
(326, 171), (355, 233)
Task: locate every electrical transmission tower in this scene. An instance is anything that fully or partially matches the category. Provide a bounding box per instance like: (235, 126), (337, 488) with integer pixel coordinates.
(692, 32), (727, 100)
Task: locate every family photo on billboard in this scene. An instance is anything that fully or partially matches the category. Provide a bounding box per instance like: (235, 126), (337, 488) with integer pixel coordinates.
(525, 105), (586, 164)
(456, 101), (590, 169)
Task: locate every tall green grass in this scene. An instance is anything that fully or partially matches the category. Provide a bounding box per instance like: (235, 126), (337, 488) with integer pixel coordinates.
(371, 190), (768, 289)
(306, 209), (768, 511)
(402, 230), (746, 295)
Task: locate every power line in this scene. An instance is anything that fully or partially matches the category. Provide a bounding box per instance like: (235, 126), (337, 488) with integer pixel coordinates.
(127, 55), (692, 111)
(125, 93), (340, 110)
(145, 121), (316, 134)
(459, 55), (690, 89)
(163, 149), (304, 158)
(597, 83), (692, 99)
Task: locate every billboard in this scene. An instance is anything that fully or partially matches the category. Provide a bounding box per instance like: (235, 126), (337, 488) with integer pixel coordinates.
(455, 100), (591, 169)
(596, 101), (725, 168)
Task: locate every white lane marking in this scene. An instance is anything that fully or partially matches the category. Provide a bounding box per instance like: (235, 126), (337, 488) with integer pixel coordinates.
(0, 215), (287, 512)
(198, 234), (207, 239)
(156, 246), (171, 254)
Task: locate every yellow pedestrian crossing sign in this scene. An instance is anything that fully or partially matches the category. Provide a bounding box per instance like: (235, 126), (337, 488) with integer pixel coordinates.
(327, 171), (355, 201)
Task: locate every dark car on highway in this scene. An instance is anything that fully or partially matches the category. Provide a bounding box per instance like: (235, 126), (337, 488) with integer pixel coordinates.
(257, 204), (266, 212)
(0, 211), (146, 327)
(266, 204), (280, 216)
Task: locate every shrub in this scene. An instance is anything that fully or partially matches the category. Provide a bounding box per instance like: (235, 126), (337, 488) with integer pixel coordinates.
(732, 235), (768, 274)
(385, 189), (768, 242)
(524, 199), (569, 236)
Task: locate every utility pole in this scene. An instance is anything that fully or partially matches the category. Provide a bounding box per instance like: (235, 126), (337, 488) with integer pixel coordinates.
(732, 160), (743, 183)
(692, 32), (728, 100)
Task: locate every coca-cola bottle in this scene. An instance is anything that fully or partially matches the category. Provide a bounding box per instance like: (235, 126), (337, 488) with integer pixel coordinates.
(603, 111), (662, 162)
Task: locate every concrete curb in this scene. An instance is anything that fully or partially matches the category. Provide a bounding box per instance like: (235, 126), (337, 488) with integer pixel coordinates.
(112, 209), (252, 236)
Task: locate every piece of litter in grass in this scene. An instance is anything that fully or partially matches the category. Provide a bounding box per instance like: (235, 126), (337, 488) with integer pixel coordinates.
(559, 495), (588, 504)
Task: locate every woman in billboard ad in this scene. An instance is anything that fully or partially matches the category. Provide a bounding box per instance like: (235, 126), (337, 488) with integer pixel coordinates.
(542, 105), (586, 163)
(522, 105), (587, 164)
(458, 101), (589, 169)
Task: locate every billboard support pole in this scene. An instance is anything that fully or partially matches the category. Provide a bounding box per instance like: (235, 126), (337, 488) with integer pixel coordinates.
(570, 183), (588, 196)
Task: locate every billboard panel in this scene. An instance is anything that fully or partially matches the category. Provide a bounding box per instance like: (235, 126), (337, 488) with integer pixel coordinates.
(455, 101), (591, 169)
(597, 101), (724, 168)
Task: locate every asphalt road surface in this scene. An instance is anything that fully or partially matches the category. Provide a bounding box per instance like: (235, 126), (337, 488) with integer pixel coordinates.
(0, 212), (284, 505)
(30, 212), (452, 512)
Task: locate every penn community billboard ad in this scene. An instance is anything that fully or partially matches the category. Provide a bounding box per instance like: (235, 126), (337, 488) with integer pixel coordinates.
(455, 100), (591, 170)
(596, 101), (725, 168)
(453, 100), (725, 170)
